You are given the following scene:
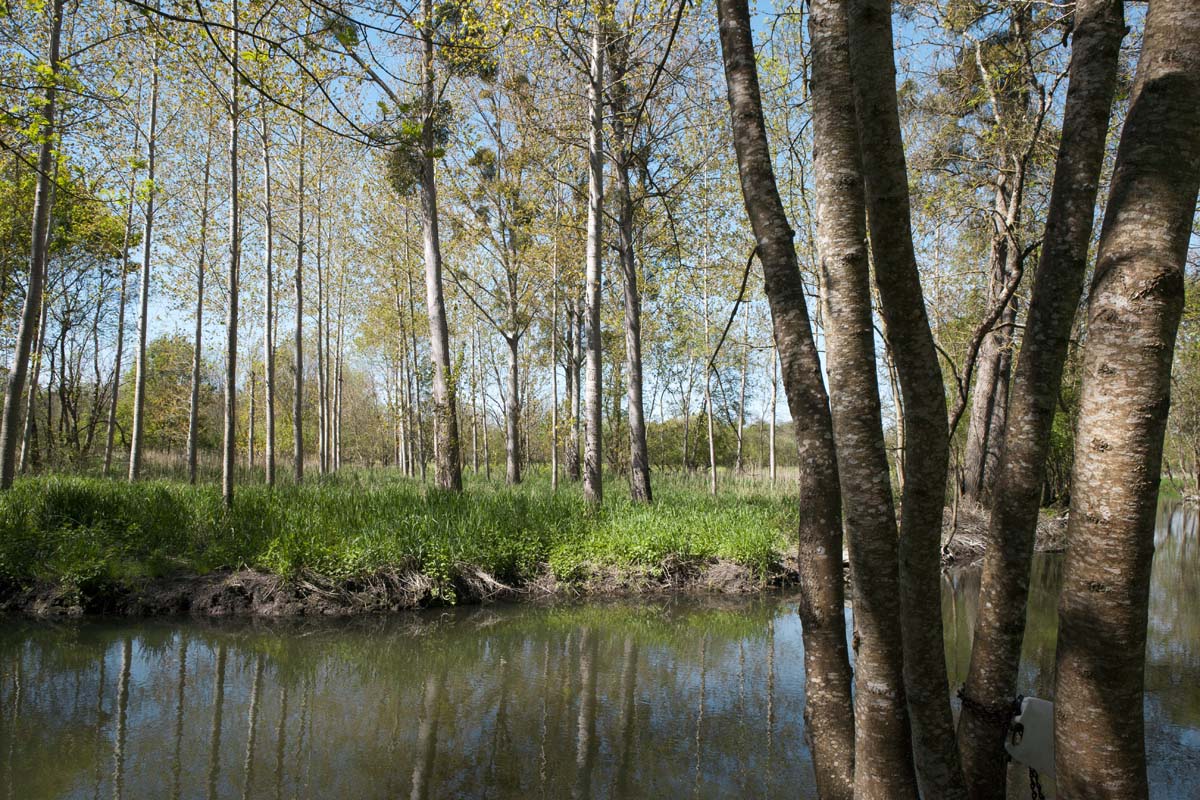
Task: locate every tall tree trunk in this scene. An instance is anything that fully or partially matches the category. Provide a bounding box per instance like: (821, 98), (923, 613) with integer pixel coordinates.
(128, 36), (160, 483)
(735, 314), (748, 474)
(0, 0), (63, 489)
(847, 0), (965, 793)
(420, 0), (462, 492)
(769, 342), (777, 482)
(717, 0), (855, 795)
(961, 199), (1018, 507)
(315, 206), (327, 476)
(811, 1), (918, 794)
(187, 135), (213, 485)
(247, 366), (256, 469)
(104, 157), (137, 477)
(1054, 3), (1199, 793)
(334, 264), (345, 471)
(550, 206), (559, 490)
(293, 112), (305, 483)
(702, 263), (717, 496)
(19, 294), (48, 474)
(611, 52), (651, 504)
(583, 7), (606, 506)
(223, 0), (241, 507)
(505, 334), (521, 484)
(957, 2), (1126, 795)
(261, 103), (276, 485)
(408, 265), (427, 482)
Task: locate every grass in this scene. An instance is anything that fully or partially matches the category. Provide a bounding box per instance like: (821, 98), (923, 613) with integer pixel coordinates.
(0, 469), (796, 603)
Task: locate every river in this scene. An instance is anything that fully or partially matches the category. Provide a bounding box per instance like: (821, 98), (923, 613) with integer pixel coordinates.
(1, 502), (1196, 798)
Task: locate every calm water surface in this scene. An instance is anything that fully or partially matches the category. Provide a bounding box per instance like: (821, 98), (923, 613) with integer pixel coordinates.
(1, 503), (1197, 799)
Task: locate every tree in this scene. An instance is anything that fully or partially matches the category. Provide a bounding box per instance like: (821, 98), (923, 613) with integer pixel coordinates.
(809, 0), (918, 793)
(583, 4), (606, 506)
(957, 1), (1127, 793)
(128, 28), (162, 482)
(1054, 1), (1200, 793)
(716, 0), (855, 794)
(0, 0), (65, 490)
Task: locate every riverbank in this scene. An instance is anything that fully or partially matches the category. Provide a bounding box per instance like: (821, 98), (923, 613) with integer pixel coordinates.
(0, 473), (794, 618)
(0, 472), (1071, 618)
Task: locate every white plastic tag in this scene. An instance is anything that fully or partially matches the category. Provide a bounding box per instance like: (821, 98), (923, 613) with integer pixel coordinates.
(1005, 696), (1056, 778)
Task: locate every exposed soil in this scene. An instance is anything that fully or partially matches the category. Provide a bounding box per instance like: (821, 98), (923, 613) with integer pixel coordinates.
(939, 503), (1068, 568)
(0, 558), (799, 620)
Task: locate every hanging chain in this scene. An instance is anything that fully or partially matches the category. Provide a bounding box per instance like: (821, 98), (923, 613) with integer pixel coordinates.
(957, 687), (1022, 728)
(1029, 768), (1046, 800)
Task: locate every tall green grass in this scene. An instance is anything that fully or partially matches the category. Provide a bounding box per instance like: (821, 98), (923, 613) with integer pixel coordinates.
(0, 470), (795, 600)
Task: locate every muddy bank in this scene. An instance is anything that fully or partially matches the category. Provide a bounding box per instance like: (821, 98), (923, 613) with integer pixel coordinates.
(940, 504), (1068, 567)
(0, 557), (799, 620)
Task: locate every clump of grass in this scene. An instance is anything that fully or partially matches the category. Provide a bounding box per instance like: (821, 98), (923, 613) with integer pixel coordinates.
(0, 470), (794, 603)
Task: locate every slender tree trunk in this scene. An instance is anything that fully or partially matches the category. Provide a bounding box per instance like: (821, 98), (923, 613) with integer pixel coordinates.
(957, 2), (1126, 795)
(847, 0), (965, 793)
(223, 0), (241, 507)
(735, 314), (748, 474)
(334, 266), (345, 472)
(583, 8), (606, 506)
(408, 265), (427, 482)
(19, 295), (48, 474)
(419, 0), (462, 491)
(769, 342), (777, 482)
(247, 366), (256, 469)
(0, 0), (63, 489)
(128, 36), (160, 483)
(550, 205), (559, 490)
(702, 264), (717, 496)
(104, 160), (137, 477)
(1054, 3), (1199, 794)
(261, 103), (276, 485)
(505, 334), (521, 484)
(293, 113), (305, 483)
(611, 56), (651, 504)
(187, 137), (213, 485)
(315, 209), (327, 476)
(717, 1), (855, 794)
(811, 2), (918, 794)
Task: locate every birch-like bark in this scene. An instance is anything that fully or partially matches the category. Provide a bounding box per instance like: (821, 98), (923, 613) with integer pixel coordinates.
(420, 0), (462, 491)
(128, 35), (160, 483)
(222, 0), (241, 507)
(717, 0), (854, 794)
(811, 1), (918, 794)
(583, 7), (606, 505)
(1055, 2), (1200, 793)
(0, 0), (63, 489)
(958, 2), (1126, 795)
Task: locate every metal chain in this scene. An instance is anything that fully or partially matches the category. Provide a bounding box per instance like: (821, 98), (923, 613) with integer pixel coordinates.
(1029, 768), (1046, 800)
(957, 687), (1021, 728)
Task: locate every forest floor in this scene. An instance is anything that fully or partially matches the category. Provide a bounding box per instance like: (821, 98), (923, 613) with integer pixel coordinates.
(0, 469), (1068, 618)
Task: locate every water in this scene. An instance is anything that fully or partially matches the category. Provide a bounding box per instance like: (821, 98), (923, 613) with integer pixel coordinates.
(0, 503), (1197, 799)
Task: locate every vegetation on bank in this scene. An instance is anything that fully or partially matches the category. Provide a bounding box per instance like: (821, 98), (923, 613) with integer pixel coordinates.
(0, 471), (793, 607)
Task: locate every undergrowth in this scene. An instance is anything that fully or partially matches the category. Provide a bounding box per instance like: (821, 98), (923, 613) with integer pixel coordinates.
(0, 470), (794, 602)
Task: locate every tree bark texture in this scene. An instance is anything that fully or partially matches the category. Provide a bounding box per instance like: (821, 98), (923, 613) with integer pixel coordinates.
(223, 0), (241, 507)
(420, 0), (462, 492)
(810, 1), (918, 795)
(847, 0), (965, 794)
(958, 3), (1126, 796)
(1055, 2), (1200, 794)
(583, 9), (606, 506)
(717, 0), (855, 795)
